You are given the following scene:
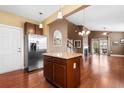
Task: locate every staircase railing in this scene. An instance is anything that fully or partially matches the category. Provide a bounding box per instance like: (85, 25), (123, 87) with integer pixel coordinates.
(66, 39), (77, 52)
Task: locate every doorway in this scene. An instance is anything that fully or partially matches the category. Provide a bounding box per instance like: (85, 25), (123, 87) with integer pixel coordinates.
(91, 38), (108, 55)
(0, 24), (24, 74)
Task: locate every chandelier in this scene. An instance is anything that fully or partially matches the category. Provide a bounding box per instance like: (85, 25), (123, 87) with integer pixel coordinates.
(78, 28), (91, 36)
(78, 9), (91, 36)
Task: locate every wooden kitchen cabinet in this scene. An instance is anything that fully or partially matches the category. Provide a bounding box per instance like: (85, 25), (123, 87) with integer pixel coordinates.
(53, 58), (66, 87)
(24, 22), (36, 34)
(44, 56), (53, 81)
(24, 22), (43, 35)
(66, 57), (80, 87)
(35, 25), (43, 35)
(43, 53), (81, 88)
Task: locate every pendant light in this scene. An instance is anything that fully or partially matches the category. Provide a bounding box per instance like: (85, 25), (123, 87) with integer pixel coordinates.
(39, 23), (43, 28)
(39, 12), (43, 28)
(57, 6), (63, 19)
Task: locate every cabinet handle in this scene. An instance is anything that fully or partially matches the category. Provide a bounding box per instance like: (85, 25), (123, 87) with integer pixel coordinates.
(17, 48), (21, 52)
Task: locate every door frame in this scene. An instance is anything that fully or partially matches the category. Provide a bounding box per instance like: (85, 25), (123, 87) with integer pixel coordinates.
(0, 24), (24, 69)
(91, 38), (109, 55)
(99, 38), (108, 55)
(91, 38), (99, 55)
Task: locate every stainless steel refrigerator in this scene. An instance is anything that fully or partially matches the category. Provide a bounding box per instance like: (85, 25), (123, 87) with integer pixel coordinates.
(24, 34), (47, 71)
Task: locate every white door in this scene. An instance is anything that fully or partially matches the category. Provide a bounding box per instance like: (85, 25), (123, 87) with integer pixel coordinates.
(0, 24), (23, 74)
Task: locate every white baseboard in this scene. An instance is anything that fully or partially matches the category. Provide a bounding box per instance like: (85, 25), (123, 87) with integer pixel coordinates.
(111, 54), (124, 57)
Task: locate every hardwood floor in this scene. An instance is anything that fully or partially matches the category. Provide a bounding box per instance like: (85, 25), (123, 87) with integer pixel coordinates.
(80, 55), (124, 88)
(0, 55), (124, 88)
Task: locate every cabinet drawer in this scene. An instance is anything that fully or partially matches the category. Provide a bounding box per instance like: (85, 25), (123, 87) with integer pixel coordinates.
(53, 57), (66, 65)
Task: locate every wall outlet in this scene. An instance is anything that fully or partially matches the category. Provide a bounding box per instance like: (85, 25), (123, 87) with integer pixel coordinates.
(73, 63), (76, 69)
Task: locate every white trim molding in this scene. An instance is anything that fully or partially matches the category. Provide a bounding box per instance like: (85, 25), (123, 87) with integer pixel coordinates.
(0, 24), (22, 30)
(111, 54), (124, 57)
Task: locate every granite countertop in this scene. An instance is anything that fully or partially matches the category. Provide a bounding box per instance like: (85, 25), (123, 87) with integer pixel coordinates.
(43, 52), (82, 59)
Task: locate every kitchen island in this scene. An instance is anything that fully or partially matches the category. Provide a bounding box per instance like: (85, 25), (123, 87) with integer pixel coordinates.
(43, 52), (82, 88)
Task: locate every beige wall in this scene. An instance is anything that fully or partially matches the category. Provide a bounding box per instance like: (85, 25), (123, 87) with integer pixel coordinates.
(0, 11), (39, 28)
(48, 19), (68, 52)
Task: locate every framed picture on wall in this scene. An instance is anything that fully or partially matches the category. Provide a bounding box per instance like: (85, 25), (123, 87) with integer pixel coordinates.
(74, 40), (81, 48)
(120, 38), (124, 44)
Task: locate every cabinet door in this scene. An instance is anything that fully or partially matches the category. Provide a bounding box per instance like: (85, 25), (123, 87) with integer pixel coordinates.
(74, 57), (80, 87)
(66, 57), (81, 88)
(53, 58), (66, 87)
(44, 56), (53, 81)
(35, 25), (43, 35)
(53, 63), (66, 88)
(24, 22), (36, 34)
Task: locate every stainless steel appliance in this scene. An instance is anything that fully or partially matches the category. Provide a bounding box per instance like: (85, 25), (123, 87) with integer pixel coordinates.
(24, 34), (47, 71)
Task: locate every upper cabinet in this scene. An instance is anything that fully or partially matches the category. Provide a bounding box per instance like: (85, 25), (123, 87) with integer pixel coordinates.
(24, 22), (43, 35)
(35, 25), (43, 35)
(24, 22), (35, 34)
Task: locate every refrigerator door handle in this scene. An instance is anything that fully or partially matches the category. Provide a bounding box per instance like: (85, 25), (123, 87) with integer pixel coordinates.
(17, 48), (21, 52)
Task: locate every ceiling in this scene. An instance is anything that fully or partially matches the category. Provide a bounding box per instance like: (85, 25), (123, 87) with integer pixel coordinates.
(0, 5), (60, 22)
(66, 5), (124, 32)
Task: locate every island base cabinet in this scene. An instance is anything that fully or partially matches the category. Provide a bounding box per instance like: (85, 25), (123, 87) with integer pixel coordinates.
(53, 63), (66, 87)
(43, 55), (81, 88)
(66, 58), (80, 88)
(44, 56), (53, 81)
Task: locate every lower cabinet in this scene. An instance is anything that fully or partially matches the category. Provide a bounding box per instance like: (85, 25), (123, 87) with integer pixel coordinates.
(66, 57), (80, 87)
(53, 63), (66, 87)
(44, 56), (53, 81)
(43, 55), (81, 88)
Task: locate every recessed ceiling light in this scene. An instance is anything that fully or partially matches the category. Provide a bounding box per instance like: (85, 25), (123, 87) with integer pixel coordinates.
(39, 12), (43, 15)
